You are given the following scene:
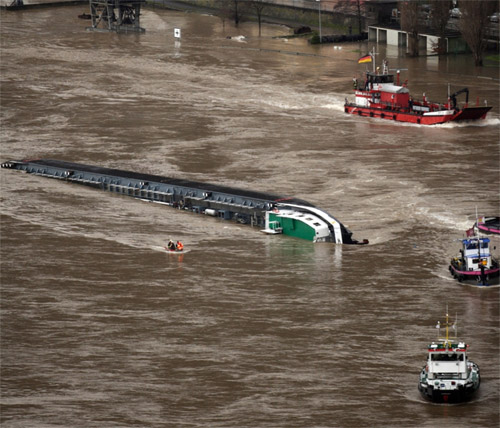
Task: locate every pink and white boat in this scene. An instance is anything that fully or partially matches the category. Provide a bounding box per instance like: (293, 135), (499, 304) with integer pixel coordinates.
(474, 216), (500, 236)
(449, 236), (499, 286)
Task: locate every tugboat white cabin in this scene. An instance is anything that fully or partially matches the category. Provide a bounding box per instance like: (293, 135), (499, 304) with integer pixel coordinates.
(449, 236), (499, 286)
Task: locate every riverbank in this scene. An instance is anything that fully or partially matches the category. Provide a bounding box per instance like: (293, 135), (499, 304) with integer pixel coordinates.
(146, 0), (353, 35)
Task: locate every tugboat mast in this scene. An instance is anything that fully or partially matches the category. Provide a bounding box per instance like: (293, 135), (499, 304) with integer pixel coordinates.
(436, 306), (457, 348)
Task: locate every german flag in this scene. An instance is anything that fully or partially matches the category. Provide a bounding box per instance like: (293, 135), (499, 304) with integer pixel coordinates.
(358, 54), (372, 64)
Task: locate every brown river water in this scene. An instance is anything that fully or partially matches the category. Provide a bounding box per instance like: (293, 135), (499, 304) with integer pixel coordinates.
(1, 5), (499, 427)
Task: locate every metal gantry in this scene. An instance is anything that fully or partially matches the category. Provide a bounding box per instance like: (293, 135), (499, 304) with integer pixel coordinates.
(87, 0), (145, 33)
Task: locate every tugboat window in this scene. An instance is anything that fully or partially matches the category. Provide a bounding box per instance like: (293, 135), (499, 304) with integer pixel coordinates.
(431, 354), (459, 361)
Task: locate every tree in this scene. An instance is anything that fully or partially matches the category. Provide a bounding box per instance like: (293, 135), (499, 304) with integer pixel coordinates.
(399, 0), (420, 57)
(459, 0), (497, 66)
(232, 0), (241, 26)
(333, 0), (364, 34)
(217, 0), (243, 27)
(217, 0), (233, 30)
(249, 0), (267, 36)
(429, 0), (452, 54)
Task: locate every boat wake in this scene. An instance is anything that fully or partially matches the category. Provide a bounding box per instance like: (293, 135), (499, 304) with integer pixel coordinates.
(437, 116), (500, 128)
(460, 282), (500, 289)
(151, 245), (168, 252)
(415, 208), (472, 231)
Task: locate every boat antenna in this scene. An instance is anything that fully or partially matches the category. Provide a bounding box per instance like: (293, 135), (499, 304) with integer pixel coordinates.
(437, 305), (453, 348)
(382, 59), (388, 75)
(453, 312), (458, 339)
(474, 206), (484, 262)
(370, 46), (376, 73)
(445, 305), (450, 347)
(475, 206), (478, 234)
(389, 68), (408, 86)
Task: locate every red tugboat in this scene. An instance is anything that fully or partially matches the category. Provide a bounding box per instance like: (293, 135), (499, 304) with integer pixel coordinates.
(344, 50), (492, 125)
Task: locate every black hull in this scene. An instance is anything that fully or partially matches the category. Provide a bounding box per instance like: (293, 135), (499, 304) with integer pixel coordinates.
(449, 260), (500, 286)
(453, 106), (492, 121)
(418, 383), (479, 404)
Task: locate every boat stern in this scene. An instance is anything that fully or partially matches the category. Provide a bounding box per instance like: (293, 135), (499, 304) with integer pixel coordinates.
(419, 360), (480, 403)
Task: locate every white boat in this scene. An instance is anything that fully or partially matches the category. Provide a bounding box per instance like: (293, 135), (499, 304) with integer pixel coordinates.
(418, 310), (480, 403)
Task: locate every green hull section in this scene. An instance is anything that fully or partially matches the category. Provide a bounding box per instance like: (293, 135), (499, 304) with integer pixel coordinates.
(268, 212), (315, 241)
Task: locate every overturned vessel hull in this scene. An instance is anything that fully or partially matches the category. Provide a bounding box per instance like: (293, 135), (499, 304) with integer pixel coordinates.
(1, 159), (367, 245)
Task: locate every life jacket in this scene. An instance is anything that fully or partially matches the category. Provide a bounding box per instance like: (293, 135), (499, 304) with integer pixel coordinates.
(176, 242), (184, 251)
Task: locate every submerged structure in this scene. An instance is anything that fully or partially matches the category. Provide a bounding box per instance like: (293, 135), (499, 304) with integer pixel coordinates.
(86, 0), (145, 33)
(1, 159), (368, 245)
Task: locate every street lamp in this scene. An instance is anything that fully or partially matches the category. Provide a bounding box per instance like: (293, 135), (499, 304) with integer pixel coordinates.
(316, 0), (322, 43)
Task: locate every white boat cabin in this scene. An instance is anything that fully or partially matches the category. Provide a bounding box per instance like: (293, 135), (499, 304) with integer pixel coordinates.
(426, 341), (468, 380)
(354, 71), (410, 109)
(461, 237), (494, 271)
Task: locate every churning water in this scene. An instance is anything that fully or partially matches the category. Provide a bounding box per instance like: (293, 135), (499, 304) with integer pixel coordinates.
(1, 5), (499, 427)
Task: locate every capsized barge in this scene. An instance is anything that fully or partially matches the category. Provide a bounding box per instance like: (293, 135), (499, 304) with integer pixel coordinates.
(1, 159), (368, 245)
